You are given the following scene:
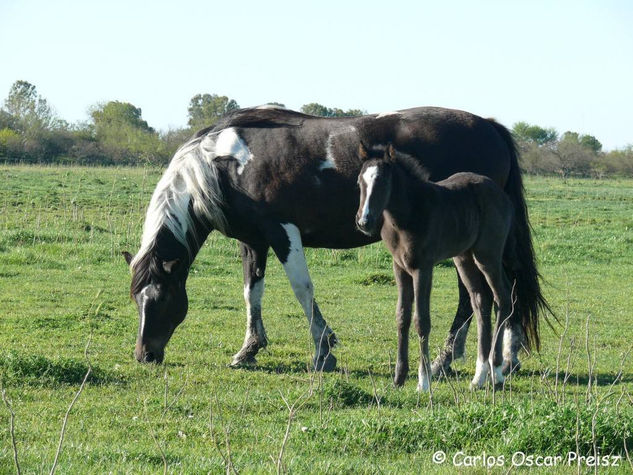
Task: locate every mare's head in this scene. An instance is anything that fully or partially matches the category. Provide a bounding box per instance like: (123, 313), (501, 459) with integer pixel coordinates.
(123, 236), (189, 364)
(355, 143), (396, 236)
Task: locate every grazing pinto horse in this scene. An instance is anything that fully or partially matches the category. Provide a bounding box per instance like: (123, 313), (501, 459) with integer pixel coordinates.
(356, 144), (523, 390)
(123, 106), (548, 372)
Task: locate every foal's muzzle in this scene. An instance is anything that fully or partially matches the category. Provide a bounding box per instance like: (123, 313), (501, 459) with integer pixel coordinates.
(356, 217), (378, 237)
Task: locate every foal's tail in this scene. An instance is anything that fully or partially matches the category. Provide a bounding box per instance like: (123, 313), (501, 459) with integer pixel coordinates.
(489, 120), (554, 351)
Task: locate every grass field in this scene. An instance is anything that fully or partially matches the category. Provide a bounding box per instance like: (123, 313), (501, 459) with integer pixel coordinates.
(0, 165), (632, 473)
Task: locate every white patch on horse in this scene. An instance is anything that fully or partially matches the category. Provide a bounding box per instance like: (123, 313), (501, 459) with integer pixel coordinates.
(320, 134), (338, 171)
(418, 365), (431, 392)
(319, 153), (337, 171)
(279, 223), (326, 343)
(359, 165), (379, 225)
(243, 280), (264, 338)
(471, 358), (490, 388)
(131, 132), (227, 269)
(377, 111), (400, 118)
(490, 362), (505, 386)
(320, 126), (358, 171)
(215, 127), (254, 175)
(502, 326), (514, 363)
(255, 104), (287, 110)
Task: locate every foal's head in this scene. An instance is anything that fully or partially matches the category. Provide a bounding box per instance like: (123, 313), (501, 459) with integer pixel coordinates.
(355, 144), (396, 236)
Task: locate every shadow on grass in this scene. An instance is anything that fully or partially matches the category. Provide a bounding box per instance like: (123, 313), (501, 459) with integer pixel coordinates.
(0, 352), (127, 387)
(545, 371), (633, 387)
(235, 359), (310, 375)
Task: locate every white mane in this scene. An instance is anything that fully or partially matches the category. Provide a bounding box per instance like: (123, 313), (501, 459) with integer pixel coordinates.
(130, 131), (228, 269)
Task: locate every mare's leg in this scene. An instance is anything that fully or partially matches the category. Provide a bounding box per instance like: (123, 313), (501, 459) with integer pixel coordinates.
(271, 223), (337, 371)
(453, 255), (494, 389)
(393, 261), (414, 387)
(231, 242), (269, 367)
(473, 252), (514, 387)
(431, 270), (475, 376)
(412, 266), (433, 392)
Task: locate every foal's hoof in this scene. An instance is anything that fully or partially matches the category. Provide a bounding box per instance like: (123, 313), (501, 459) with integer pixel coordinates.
(393, 373), (407, 387)
(502, 359), (521, 376)
(313, 353), (337, 372)
(394, 362), (409, 387)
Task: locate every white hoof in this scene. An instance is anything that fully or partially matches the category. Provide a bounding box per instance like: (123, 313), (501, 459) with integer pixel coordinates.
(417, 373), (431, 392)
(471, 359), (490, 389)
(490, 363), (505, 387)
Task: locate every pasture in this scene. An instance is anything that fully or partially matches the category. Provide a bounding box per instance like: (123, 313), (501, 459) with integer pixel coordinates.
(0, 164), (632, 473)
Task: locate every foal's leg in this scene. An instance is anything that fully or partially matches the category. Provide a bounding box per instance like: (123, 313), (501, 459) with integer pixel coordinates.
(272, 223), (337, 371)
(412, 266), (433, 392)
(393, 261), (414, 387)
(231, 242), (269, 367)
(453, 255), (494, 389)
(431, 270), (475, 377)
(473, 252), (513, 387)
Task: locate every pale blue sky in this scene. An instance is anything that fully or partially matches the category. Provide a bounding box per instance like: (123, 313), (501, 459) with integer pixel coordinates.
(1, 0), (632, 149)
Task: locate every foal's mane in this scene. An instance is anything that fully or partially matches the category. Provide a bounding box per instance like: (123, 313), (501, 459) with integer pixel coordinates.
(392, 149), (431, 183)
(365, 144), (430, 182)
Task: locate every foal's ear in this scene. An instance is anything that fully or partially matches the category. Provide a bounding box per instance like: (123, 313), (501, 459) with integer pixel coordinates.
(162, 258), (181, 274)
(122, 251), (134, 266)
(358, 143), (369, 161)
(386, 143), (397, 162)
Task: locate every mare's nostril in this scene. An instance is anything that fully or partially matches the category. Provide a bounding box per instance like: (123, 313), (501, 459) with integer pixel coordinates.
(143, 351), (155, 363)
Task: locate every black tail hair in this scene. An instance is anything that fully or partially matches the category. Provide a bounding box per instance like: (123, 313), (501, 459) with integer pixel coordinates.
(489, 119), (554, 351)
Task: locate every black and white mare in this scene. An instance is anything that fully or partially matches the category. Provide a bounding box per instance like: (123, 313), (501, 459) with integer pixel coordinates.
(123, 106), (548, 373)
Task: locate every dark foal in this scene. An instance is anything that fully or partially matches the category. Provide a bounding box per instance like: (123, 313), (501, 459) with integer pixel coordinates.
(356, 144), (518, 391)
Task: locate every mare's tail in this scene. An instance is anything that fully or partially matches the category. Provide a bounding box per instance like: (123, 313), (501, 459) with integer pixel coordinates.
(488, 119), (554, 351)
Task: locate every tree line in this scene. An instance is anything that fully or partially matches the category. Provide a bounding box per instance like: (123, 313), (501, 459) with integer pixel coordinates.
(1, 80), (631, 176)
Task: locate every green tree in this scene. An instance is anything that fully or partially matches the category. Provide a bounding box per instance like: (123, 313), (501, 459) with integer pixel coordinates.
(560, 131), (602, 153)
(1, 80), (67, 161)
(300, 103), (365, 117)
(90, 101), (165, 164)
(90, 101), (154, 136)
(187, 94), (239, 130)
(512, 122), (558, 146)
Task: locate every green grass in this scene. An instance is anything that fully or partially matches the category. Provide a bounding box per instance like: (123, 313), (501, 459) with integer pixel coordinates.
(0, 166), (632, 473)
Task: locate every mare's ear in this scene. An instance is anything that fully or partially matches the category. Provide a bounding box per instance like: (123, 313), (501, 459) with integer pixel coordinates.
(358, 143), (369, 161)
(386, 143), (397, 162)
(122, 251), (134, 266)
(162, 258), (181, 274)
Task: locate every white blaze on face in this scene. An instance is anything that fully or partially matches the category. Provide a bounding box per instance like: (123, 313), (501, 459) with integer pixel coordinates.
(359, 165), (379, 224)
(139, 287), (151, 337)
(215, 127), (253, 174)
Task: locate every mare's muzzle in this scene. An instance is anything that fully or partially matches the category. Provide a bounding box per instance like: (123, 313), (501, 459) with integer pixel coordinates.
(135, 341), (165, 364)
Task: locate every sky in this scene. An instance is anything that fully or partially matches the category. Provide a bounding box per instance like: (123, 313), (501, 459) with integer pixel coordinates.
(1, 0), (632, 150)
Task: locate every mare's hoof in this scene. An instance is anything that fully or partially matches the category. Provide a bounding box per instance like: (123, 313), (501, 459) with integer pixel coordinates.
(502, 360), (521, 376)
(431, 362), (455, 378)
(229, 353), (257, 368)
(314, 353), (337, 372)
